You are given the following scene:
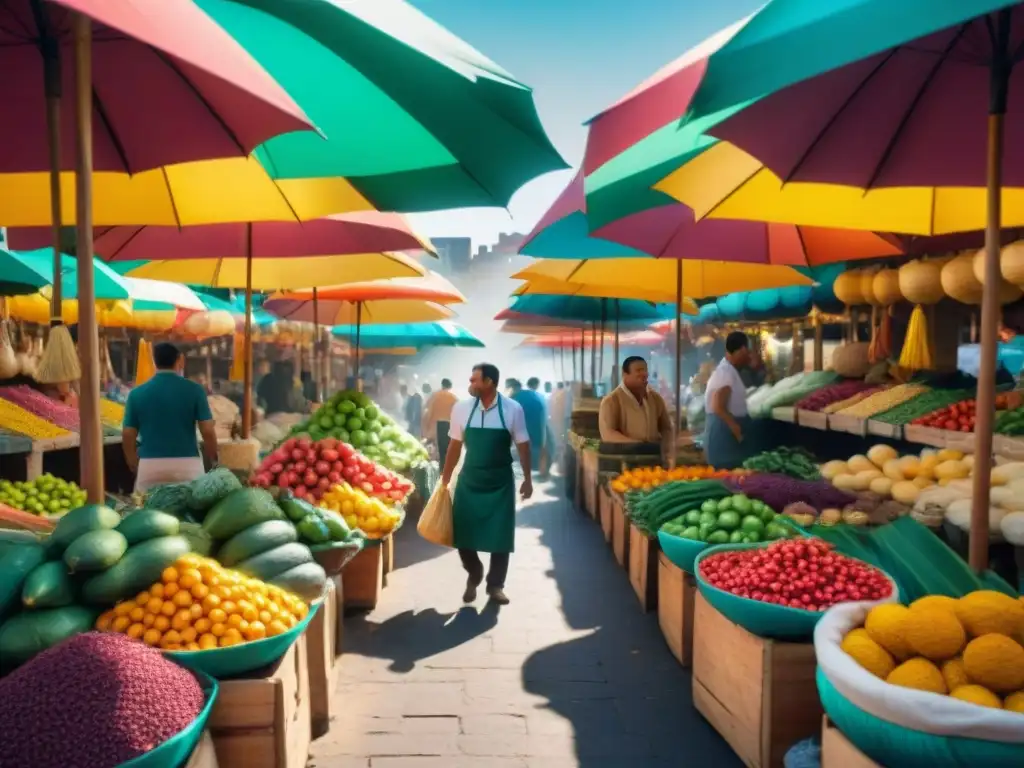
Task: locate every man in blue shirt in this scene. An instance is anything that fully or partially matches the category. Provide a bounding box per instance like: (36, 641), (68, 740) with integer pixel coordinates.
(508, 377), (547, 478)
(123, 342), (219, 492)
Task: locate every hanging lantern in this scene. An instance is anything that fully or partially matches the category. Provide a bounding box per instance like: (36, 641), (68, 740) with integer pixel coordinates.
(871, 269), (903, 306)
(966, 249), (1024, 304)
(859, 268), (884, 306)
(833, 270), (866, 305)
(898, 259), (946, 305)
(1000, 241), (1024, 286)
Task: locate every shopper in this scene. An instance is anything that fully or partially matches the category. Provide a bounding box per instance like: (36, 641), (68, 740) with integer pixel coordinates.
(599, 356), (673, 463)
(122, 342), (218, 493)
(704, 331), (754, 469)
(405, 383), (424, 438)
(511, 377), (548, 478)
(440, 363), (532, 605)
(424, 378), (458, 461)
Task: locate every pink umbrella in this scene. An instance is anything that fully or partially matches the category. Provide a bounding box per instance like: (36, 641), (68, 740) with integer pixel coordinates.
(9, 212), (434, 262)
(3, 0), (311, 173)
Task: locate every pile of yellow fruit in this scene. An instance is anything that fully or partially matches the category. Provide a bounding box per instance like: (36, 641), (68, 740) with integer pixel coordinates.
(842, 590), (1024, 713)
(319, 481), (402, 539)
(609, 465), (748, 494)
(96, 554), (308, 651)
(0, 398), (70, 439)
(99, 398), (126, 428)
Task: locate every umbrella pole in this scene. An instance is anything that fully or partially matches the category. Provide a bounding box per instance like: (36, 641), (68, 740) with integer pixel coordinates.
(355, 302), (362, 392)
(613, 300), (620, 387)
(72, 14), (103, 503)
(599, 299), (607, 389)
(242, 224), (254, 439)
(312, 287), (320, 402)
(590, 322), (596, 388)
(971, 13), (1011, 573)
(672, 260), (683, 470)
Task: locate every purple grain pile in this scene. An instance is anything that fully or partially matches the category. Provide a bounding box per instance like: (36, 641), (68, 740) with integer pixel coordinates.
(0, 632), (205, 768)
(727, 474), (855, 513)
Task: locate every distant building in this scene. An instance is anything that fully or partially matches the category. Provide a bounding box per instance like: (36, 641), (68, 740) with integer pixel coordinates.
(475, 232), (525, 261)
(431, 237), (472, 273)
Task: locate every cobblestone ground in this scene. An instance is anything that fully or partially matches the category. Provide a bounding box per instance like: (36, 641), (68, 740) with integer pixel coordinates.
(310, 475), (740, 768)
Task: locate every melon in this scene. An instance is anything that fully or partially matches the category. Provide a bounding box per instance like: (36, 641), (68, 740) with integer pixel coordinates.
(870, 477), (894, 496)
(820, 460), (849, 481)
(882, 459), (905, 482)
(848, 455), (875, 474)
(867, 445), (899, 468)
(891, 481), (921, 505)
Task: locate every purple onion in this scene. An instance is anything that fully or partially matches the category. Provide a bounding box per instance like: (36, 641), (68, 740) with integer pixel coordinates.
(726, 474), (855, 512)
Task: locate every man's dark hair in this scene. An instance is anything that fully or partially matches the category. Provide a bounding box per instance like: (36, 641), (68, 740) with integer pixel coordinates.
(622, 355), (646, 374)
(422, 383), (432, 394)
(473, 363), (500, 387)
(506, 377), (522, 392)
(726, 332), (750, 354)
(152, 342), (181, 370)
(441, 378), (452, 389)
(527, 377), (540, 390)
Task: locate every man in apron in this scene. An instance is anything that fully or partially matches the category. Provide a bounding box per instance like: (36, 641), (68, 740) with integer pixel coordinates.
(440, 363), (533, 605)
(122, 343), (219, 492)
(704, 332), (754, 470)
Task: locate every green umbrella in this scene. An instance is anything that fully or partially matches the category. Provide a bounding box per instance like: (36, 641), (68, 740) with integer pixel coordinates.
(197, 0), (567, 211)
(0, 248), (129, 300)
(330, 321), (484, 350)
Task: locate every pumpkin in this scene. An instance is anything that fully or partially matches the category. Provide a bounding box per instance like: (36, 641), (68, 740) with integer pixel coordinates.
(1001, 241), (1024, 286)
(872, 269), (903, 306)
(899, 259), (946, 305)
(834, 271), (866, 306)
(971, 248), (1024, 304)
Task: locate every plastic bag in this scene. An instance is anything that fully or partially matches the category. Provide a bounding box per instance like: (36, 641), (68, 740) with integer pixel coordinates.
(417, 482), (453, 547)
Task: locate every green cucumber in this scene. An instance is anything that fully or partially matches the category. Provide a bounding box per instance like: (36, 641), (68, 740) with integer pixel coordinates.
(217, 520), (298, 567)
(116, 509), (180, 544)
(0, 544), (47, 616)
(22, 561), (76, 608)
(269, 562), (327, 602)
(64, 529), (129, 573)
(202, 488), (284, 540)
(81, 535), (191, 605)
(48, 504), (120, 553)
(235, 543), (314, 581)
(0, 606), (99, 671)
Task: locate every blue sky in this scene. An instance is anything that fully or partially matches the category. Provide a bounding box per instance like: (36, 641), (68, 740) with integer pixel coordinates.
(406, 0), (762, 248)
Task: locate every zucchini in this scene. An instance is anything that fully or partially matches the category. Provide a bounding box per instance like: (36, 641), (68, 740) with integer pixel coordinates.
(269, 562), (327, 602)
(48, 504), (120, 553)
(116, 509), (180, 544)
(202, 488), (285, 540)
(0, 606), (99, 671)
(64, 529), (129, 573)
(217, 520), (298, 567)
(0, 544), (47, 616)
(22, 561), (76, 608)
(235, 543), (313, 581)
(81, 535), (191, 605)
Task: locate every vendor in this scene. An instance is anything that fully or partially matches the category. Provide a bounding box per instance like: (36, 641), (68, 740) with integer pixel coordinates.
(122, 342), (219, 492)
(599, 356), (673, 461)
(704, 331), (754, 469)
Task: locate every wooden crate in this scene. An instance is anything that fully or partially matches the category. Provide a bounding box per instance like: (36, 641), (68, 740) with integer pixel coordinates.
(185, 732), (218, 768)
(599, 486), (613, 543)
(611, 494), (630, 568)
(821, 717), (880, 768)
(381, 534), (395, 586)
(573, 444), (585, 513)
(210, 637), (311, 768)
(332, 575), (344, 657)
(692, 593), (821, 768)
(657, 552), (696, 666)
(342, 544), (383, 610)
(628, 523), (659, 612)
(308, 579), (339, 738)
(582, 449), (599, 519)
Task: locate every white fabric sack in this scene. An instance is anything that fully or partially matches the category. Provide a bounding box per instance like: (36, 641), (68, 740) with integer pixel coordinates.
(815, 602), (1024, 743)
(417, 482), (453, 548)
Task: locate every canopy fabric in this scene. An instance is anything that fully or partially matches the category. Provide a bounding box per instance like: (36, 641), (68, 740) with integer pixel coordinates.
(265, 297), (454, 326)
(330, 321), (483, 349)
(116, 278), (206, 311)
(0, 248), (129, 299)
(195, 0), (566, 211)
(119, 251), (425, 291)
(275, 272), (464, 304)
(499, 295), (676, 325)
(513, 258), (812, 300)
(655, 141), (1024, 236)
(511, 278), (699, 314)
(0, 0), (310, 175)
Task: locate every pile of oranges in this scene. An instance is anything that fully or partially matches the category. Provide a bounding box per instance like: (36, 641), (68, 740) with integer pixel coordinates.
(96, 554), (308, 651)
(609, 464), (751, 494)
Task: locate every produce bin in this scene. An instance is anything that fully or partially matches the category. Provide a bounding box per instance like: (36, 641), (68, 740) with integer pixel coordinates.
(821, 717), (880, 768)
(209, 636), (311, 768)
(582, 448), (599, 519)
(382, 534), (395, 585)
(692, 592), (821, 768)
(611, 492), (630, 568)
(628, 522), (659, 612)
(184, 732), (219, 768)
(599, 485), (613, 543)
(342, 543), (383, 610)
(308, 579), (340, 738)
(657, 552), (695, 666)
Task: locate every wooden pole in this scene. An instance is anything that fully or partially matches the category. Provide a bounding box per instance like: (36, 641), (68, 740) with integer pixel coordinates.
(242, 224), (254, 438)
(599, 299), (606, 389)
(590, 321), (596, 388)
(672, 261), (683, 469)
(73, 14), (103, 502)
(354, 302), (362, 392)
(971, 14), (1010, 572)
(311, 287), (320, 401)
(813, 315), (824, 371)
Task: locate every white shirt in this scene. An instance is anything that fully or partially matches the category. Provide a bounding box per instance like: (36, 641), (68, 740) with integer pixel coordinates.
(449, 394), (530, 444)
(705, 358), (749, 417)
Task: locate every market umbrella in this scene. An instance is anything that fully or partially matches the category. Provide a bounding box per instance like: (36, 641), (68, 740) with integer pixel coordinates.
(330, 321), (484, 350)
(0, 248), (128, 299)
(677, 2), (1024, 571)
(195, 0), (566, 211)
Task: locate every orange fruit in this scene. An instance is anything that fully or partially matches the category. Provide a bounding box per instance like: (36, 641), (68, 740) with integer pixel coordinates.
(129, 606), (145, 623)
(219, 635), (240, 648)
(135, 591), (151, 605)
(112, 616), (131, 633)
(145, 597), (163, 614)
(193, 618), (212, 634)
(180, 627), (198, 644)
(226, 614), (244, 629)
(201, 594), (221, 613)
(208, 608), (227, 625)
(161, 567), (179, 584)
(149, 584), (164, 599)
(172, 591), (193, 608)
(259, 610), (273, 625)
(210, 622), (227, 638)
(189, 603), (204, 621)
(163, 583), (180, 599)
(179, 569), (203, 589)
(142, 613), (156, 628)
(126, 623), (145, 639)
(172, 610), (193, 631)
(184, 642), (201, 651)
(246, 621), (267, 640)
(221, 600), (238, 616)
(161, 630), (182, 646)
(153, 616), (171, 632)
(223, 627), (243, 643)
(267, 620), (288, 637)
(114, 602), (134, 617)
(198, 634), (218, 650)
(160, 601), (177, 617)
(95, 611), (115, 631)
(191, 583), (210, 600)
(143, 629), (162, 646)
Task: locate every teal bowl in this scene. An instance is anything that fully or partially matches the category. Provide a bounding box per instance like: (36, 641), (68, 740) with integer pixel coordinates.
(119, 667), (218, 768)
(817, 669), (1024, 767)
(694, 542), (897, 641)
(657, 531), (708, 574)
(165, 602), (320, 679)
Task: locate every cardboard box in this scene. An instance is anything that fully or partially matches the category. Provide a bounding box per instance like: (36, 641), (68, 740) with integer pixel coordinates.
(599, 486), (613, 543)
(342, 544), (383, 610)
(611, 494), (629, 568)
(692, 593), (821, 768)
(209, 636), (312, 768)
(628, 523), (659, 612)
(185, 732), (218, 768)
(307, 579), (339, 738)
(821, 717), (880, 768)
(657, 552), (695, 666)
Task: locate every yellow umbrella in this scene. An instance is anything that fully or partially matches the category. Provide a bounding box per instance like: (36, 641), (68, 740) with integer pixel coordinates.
(265, 297), (455, 326)
(512, 277), (699, 314)
(120, 251), (426, 291)
(0, 157), (372, 227)
(655, 142), (1024, 236)
(6, 294), (179, 333)
(513, 258), (812, 297)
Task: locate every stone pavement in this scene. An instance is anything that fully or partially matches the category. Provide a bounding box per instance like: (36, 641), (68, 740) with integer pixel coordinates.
(310, 477), (741, 768)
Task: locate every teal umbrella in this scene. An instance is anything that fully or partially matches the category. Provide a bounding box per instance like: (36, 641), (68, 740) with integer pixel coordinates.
(192, 289), (278, 328)
(330, 321), (483, 350)
(498, 295), (675, 325)
(0, 248), (129, 300)
(196, 0), (566, 211)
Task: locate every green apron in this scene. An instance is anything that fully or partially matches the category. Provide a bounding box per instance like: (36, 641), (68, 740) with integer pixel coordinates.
(452, 395), (516, 554)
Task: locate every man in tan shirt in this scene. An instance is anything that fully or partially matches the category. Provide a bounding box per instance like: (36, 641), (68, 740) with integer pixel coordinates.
(599, 356), (673, 461)
(422, 378), (459, 460)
